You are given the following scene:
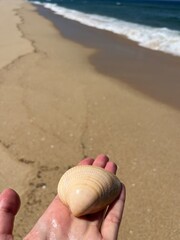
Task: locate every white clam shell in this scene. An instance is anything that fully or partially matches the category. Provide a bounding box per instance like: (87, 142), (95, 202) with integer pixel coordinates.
(57, 165), (121, 217)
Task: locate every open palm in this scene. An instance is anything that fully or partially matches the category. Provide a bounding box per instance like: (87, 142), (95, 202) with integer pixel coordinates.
(0, 155), (125, 240)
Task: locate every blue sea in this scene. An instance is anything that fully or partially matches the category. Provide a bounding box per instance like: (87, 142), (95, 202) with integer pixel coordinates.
(30, 0), (180, 56)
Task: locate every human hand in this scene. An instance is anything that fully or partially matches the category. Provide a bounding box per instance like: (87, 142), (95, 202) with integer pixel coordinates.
(0, 188), (20, 240)
(0, 155), (125, 240)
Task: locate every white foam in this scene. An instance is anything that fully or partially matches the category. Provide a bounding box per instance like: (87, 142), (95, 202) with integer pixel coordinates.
(32, 1), (180, 57)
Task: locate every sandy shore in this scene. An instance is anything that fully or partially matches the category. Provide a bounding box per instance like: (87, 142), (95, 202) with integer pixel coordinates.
(38, 5), (180, 111)
(0, 0), (179, 239)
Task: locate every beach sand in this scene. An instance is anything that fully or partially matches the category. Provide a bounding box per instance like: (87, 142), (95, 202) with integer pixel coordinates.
(0, 0), (179, 239)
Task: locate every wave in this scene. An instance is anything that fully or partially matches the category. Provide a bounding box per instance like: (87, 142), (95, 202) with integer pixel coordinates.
(32, 1), (180, 57)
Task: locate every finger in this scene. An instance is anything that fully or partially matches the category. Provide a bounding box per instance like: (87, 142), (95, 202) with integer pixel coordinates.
(78, 157), (94, 165)
(93, 154), (109, 168)
(0, 188), (20, 235)
(83, 155), (116, 227)
(104, 161), (117, 174)
(101, 184), (126, 240)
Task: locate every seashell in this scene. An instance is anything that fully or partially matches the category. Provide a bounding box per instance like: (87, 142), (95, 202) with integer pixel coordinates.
(57, 165), (121, 217)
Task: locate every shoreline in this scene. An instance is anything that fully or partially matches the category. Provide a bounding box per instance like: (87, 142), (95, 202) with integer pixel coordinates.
(37, 4), (180, 111)
(0, 1), (180, 239)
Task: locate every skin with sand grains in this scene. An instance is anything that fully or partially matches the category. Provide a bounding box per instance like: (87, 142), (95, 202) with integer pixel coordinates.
(0, 155), (125, 240)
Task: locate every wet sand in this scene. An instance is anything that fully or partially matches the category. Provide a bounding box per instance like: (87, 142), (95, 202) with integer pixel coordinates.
(38, 5), (180, 111)
(0, 1), (179, 239)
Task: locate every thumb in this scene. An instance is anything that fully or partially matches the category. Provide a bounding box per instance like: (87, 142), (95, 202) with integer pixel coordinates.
(0, 188), (20, 236)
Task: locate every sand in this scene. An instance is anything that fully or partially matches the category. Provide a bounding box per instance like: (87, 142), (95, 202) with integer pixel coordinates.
(0, 0), (179, 239)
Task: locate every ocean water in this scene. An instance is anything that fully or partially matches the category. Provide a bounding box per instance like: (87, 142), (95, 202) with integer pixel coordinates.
(30, 0), (180, 57)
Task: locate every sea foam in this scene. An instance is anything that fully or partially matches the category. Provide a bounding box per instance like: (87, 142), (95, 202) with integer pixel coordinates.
(33, 1), (180, 57)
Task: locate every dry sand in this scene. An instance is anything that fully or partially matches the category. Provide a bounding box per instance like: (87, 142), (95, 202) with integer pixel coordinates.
(0, 0), (179, 239)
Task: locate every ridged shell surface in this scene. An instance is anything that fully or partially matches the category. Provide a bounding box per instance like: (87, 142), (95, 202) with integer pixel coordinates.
(57, 165), (121, 217)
